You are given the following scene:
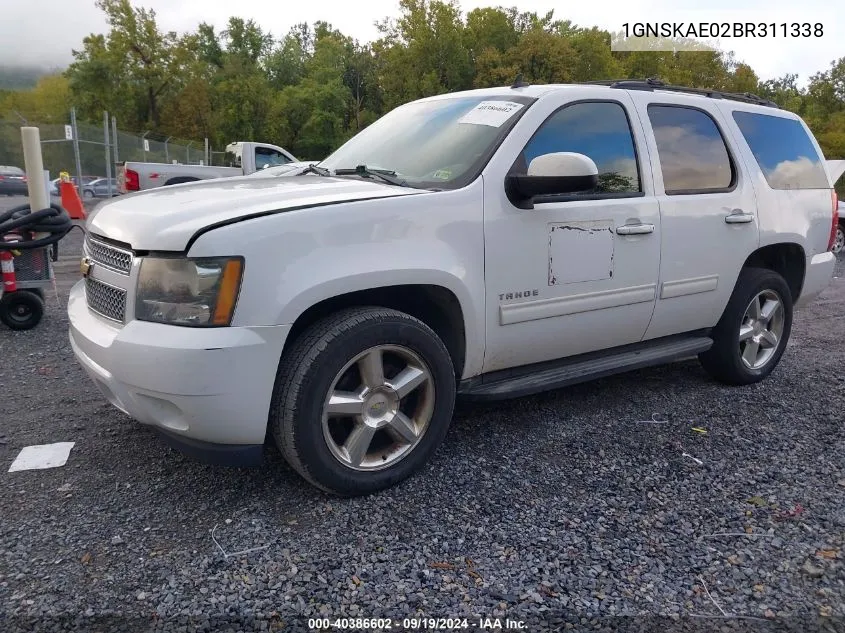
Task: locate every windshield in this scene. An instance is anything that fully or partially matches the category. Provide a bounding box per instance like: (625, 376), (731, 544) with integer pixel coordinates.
(319, 95), (534, 189)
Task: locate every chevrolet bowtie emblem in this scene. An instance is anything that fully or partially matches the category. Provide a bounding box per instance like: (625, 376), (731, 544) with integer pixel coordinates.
(80, 257), (93, 277)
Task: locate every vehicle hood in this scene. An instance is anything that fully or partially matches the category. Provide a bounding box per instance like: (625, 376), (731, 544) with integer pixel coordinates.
(87, 175), (426, 251)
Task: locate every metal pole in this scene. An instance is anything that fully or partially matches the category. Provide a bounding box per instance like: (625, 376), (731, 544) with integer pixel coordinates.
(187, 141), (193, 164)
(141, 131), (149, 162)
(164, 136), (172, 164)
(103, 111), (113, 196)
(70, 107), (84, 199)
(111, 116), (119, 165)
(204, 137), (209, 166)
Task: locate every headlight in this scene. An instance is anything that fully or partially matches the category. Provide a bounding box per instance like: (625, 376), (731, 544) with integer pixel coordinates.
(135, 256), (244, 327)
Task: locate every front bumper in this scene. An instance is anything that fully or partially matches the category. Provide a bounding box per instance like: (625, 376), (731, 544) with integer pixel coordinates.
(795, 251), (836, 309)
(68, 279), (290, 454)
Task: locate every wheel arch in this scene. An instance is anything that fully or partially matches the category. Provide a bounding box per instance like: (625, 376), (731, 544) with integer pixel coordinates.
(163, 176), (201, 186)
(742, 242), (805, 302)
(282, 283), (469, 380)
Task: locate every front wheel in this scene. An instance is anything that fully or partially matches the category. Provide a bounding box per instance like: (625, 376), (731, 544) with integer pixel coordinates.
(699, 268), (792, 385)
(270, 307), (456, 496)
(83, 190), (94, 199)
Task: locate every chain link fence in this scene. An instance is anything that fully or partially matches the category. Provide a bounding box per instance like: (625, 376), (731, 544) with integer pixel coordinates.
(0, 110), (211, 198)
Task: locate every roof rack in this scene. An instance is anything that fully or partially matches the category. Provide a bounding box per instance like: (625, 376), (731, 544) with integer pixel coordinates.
(581, 77), (780, 109)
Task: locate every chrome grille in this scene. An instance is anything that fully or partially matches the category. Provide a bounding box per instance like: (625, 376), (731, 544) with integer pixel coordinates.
(86, 236), (133, 275)
(85, 277), (126, 322)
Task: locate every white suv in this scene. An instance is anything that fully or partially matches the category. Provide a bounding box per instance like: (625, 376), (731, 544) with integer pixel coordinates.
(69, 80), (840, 495)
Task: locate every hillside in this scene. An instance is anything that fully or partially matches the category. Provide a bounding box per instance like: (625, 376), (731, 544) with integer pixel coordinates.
(0, 65), (59, 90)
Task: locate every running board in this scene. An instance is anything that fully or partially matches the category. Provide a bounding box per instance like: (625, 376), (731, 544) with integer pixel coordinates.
(457, 334), (713, 400)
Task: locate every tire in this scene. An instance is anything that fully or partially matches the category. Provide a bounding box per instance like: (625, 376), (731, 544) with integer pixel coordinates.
(699, 267), (792, 385)
(20, 288), (45, 300)
(0, 291), (45, 330)
(270, 307), (456, 496)
(83, 190), (94, 199)
(833, 222), (845, 255)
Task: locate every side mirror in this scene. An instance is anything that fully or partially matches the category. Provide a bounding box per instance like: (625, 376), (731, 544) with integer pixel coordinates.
(505, 152), (598, 209)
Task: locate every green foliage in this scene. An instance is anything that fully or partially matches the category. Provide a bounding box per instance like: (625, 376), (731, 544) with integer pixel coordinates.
(2, 1), (843, 164)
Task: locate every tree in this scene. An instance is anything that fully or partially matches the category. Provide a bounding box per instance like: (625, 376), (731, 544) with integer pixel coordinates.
(506, 28), (576, 84)
(66, 0), (196, 129)
(8, 0), (838, 168)
(465, 7), (518, 56)
(377, 0), (473, 97)
(266, 24), (312, 89)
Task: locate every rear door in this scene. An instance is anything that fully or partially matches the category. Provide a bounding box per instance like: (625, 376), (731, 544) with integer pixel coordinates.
(626, 92), (760, 341)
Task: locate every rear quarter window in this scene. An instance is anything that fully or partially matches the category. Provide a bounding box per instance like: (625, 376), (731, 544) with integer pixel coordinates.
(732, 111), (829, 190)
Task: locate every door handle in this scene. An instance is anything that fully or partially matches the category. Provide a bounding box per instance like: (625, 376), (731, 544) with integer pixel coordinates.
(616, 223), (655, 235)
(725, 210), (754, 224)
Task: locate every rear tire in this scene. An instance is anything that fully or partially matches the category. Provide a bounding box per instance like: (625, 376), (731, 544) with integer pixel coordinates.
(699, 268), (792, 385)
(269, 307), (456, 496)
(0, 291), (45, 330)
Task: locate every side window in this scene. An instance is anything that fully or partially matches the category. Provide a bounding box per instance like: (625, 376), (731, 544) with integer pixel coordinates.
(732, 111), (828, 190)
(520, 101), (641, 195)
(648, 106), (734, 194)
(255, 147), (291, 170)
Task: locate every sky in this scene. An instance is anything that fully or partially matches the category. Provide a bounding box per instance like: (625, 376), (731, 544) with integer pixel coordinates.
(1, 0), (841, 85)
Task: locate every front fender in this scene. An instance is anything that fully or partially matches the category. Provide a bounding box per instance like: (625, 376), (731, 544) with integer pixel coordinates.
(188, 184), (486, 377)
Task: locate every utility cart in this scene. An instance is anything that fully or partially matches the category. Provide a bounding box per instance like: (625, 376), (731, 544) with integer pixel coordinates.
(0, 241), (54, 330)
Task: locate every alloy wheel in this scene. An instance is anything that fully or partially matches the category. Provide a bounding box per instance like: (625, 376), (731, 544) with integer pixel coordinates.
(738, 289), (785, 370)
(321, 344), (435, 471)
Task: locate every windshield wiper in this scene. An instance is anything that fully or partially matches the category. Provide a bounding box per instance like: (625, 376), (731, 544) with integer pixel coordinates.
(333, 165), (408, 187)
(297, 163), (332, 177)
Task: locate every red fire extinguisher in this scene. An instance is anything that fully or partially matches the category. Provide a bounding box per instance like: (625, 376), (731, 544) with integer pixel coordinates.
(0, 235), (20, 294)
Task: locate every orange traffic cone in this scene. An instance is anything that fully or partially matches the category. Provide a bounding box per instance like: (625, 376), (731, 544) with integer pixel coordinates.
(60, 181), (86, 220)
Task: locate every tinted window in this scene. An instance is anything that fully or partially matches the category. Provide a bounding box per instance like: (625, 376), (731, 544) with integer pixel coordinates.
(255, 147), (291, 169)
(648, 106), (733, 193)
(733, 111), (828, 189)
(521, 102), (641, 194)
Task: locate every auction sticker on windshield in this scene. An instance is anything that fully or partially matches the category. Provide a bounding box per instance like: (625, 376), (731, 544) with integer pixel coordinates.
(459, 101), (525, 127)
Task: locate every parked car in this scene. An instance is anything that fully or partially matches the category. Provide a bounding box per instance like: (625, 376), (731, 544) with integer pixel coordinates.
(51, 175), (100, 196)
(0, 166), (28, 196)
(70, 80), (839, 496)
(82, 178), (119, 199)
(118, 142), (297, 193)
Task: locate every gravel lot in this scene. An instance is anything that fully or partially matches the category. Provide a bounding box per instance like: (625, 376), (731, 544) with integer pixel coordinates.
(1, 194), (844, 632)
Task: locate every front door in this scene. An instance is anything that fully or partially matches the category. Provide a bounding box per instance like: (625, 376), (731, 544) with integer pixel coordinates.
(482, 90), (661, 373)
